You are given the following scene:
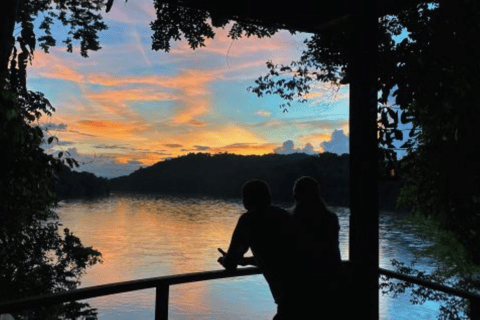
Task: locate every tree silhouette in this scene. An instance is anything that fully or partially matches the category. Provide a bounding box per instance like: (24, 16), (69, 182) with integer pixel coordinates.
(0, 0), (108, 318)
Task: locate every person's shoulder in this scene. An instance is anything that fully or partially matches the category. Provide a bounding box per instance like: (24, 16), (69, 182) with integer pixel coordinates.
(326, 209), (338, 218)
(239, 210), (253, 222)
(325, 210), (340, 227)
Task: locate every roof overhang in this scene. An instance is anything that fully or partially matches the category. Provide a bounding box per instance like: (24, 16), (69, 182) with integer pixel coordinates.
(161, 0), (423, 33)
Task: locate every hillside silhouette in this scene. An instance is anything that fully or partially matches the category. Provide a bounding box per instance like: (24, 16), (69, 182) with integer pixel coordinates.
(109, 152), (403, 209)
(55, 164), (110, 199)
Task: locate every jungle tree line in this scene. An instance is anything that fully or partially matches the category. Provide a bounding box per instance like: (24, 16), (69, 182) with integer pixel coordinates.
(109, 152), (404, 211)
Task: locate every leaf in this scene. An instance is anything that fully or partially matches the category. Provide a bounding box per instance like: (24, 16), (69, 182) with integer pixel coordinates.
(387, 108), (399, 124)
(401, 111), (415, 124)
(106, 0), (115, 12)
(381, 111), (389, 127)
(394, 130), (403, 140)
(409, 128), (417, 138)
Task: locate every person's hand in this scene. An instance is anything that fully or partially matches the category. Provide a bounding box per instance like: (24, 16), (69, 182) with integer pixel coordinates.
(217, 248), (227, 267)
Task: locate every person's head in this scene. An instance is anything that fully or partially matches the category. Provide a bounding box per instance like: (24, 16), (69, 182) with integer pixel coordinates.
(293, 176), (322, 204)
(242, 179), (272, 210)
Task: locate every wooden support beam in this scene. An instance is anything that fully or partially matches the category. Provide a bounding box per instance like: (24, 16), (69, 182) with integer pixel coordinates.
(155, 285), (169, 320)
(471, 298), (480, 320)
(348, 0), (379, 319)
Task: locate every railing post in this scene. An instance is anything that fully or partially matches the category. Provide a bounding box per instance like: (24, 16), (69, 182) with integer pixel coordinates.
(155, 284), (169, 320)
(470, 297), (480, 320)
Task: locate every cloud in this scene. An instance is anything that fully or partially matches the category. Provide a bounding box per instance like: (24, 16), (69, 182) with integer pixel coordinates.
(54, 148), (145, 178)
(84, 87), (176, 120)
(181, 142), (276, 155)
(164, 144), (183, 148)
(103, 0), (156, 25)
(41, 123), (68, 131)
(86, 88), (176, 103)
(252, 118), (345, 131)
(194, 145), (210, 151)
(87, 71), (215, 126)
(320, 129), (349, 155)
(274, 140), (317, 155)
(255, 110), (272, 117)
(67, 130), (98, 137)
(58, 140), (75, 146)
(30, 51), (84, 83)
(293, 119), (346, 130)
(340, 120), (349, 135)
(184, 118), (208, 127)
(93, 144), (131, 150)
(76, 120), (146, 139)
(303, 83), (349, 107)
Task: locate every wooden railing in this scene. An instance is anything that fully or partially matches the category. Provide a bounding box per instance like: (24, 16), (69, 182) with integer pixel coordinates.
(0, 263), (479, 319)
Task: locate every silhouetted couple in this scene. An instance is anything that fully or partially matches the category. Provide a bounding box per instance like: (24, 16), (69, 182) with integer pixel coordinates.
(218, 177), (342, 319)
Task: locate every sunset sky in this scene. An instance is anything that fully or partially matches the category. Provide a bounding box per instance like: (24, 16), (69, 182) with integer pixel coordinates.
(30, 0), (351, 178)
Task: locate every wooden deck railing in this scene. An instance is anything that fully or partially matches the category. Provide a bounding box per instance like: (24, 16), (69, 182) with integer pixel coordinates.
(0, 263), (479, 319)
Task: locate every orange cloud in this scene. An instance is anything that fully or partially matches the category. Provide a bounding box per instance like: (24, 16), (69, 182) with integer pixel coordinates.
(302, 83), (349, 107)
(77, 120), (141, 139)
(93, 124), (274, 164)
(212, 142), (276, 155)
(173, 102), (209, 125)
(255, 110), (272, 117)
(341, 120), (350, 136)
(297, 132), (332, 150)
(86, 88), (176, 103)
(30, 51), (84, 83)
(86, 71), (215, 126)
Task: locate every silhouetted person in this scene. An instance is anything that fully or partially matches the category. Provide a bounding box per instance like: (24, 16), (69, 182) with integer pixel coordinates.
(217, 179), (297, 319)
(290, 176), (342, 318)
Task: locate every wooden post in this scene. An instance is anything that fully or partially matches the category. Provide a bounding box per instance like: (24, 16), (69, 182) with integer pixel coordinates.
(155, 285), (169, 320)
(348, 0), (379, 319)
(471, 298), (480, 320)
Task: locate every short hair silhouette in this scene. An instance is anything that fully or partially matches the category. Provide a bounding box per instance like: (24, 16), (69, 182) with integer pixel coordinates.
(242, 179), (272, 209)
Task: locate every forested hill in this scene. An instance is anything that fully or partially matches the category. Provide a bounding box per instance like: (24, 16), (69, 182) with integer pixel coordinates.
(55, 164), (110, 199)
(109, 152), (403, 210)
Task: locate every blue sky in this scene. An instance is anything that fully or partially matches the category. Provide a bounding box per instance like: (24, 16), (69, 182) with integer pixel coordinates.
(30, 0), (351, 178)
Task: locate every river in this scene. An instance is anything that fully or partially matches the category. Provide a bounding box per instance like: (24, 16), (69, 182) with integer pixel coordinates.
(55, 193), (441, 319)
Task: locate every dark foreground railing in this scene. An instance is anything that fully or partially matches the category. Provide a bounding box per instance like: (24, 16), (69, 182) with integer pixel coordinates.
(0, 263), (479, 319)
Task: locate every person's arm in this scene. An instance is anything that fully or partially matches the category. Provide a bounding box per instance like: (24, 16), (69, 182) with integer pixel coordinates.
(238, 256), (257, 266)
(218, 248), (257, 267)
(217, 214), (251, 271)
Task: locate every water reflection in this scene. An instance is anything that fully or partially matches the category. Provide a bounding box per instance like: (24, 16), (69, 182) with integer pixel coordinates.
(56, 193), (440, 320)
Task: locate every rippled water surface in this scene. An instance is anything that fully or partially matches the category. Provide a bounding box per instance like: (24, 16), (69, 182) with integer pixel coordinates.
(56, 193), (441, 319)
